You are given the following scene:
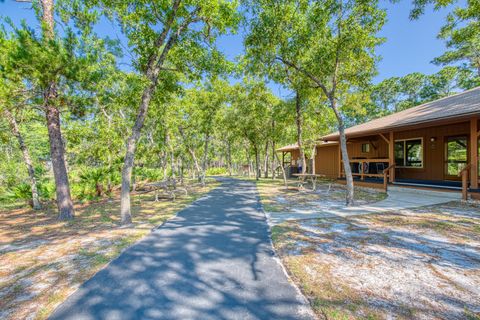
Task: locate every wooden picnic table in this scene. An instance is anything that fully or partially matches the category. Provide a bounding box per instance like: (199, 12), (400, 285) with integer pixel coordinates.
(143, 180), (188, 201)
(292, 173), (327, 191)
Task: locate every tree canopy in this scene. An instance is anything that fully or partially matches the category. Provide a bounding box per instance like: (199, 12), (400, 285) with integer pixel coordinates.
(0, 0), (478, 216)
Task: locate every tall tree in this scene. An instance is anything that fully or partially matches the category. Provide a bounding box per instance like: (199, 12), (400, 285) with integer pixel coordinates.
(41, 0), (75, 219)
(0, 34), (42, 209)
(246, 0), (386, 205)
(3, 108), (42, 210)
(5, 0), (77, 219)
(294, 91), (307, 174)
(410, 0), (480, 88)
(229, 81), (274, 180)
(92, 0), (239, 224)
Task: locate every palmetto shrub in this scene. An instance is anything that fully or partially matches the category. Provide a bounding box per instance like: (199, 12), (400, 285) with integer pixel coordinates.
(206, 167), (228, 176)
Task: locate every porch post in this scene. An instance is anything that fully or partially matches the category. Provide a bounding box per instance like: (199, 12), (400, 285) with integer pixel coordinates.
(337, 144), (342, 178)
(471, 118), (478, 189)
(389, 131), (395, 183)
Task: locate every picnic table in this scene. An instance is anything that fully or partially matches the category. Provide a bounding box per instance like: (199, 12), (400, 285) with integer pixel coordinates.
(292, 173), (328, 191)
(143, 179), (188, 201)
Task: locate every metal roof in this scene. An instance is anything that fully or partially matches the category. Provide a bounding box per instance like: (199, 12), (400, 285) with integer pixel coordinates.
(276, 141), (338, 152)
(322, 86), (480, 141)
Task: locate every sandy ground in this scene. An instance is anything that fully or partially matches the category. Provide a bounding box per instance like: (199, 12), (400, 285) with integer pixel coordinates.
(0, 181), (218, 320)
(257, 179), (386, 214)
(271, 201), (480, 319)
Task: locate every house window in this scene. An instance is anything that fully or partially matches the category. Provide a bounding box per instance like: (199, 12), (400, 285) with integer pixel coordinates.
(445, 136), (467, 176)
(394, 138), (423, 168)
(361, 143), (370, 153)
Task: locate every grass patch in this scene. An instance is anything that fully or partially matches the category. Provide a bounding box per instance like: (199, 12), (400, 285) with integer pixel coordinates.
(272, 202), (480, 320)
(254, 178), (387, 215)
(284, 254), (383, 320)
(0, 179), (219, 320)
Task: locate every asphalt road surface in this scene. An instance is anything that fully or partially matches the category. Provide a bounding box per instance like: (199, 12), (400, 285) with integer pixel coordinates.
(49, 178), (314, 320)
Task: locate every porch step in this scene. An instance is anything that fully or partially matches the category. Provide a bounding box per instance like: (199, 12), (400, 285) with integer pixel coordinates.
(388, 185), (462, 200)
(392, 181), (461, 191)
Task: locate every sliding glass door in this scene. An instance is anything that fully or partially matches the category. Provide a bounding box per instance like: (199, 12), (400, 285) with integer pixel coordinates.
(445, 136), (468, 179)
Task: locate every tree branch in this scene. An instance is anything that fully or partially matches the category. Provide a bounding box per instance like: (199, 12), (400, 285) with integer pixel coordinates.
(145, 0), (182, 77)
(275, 56), (330, 98)
(152, 6), (202, 79)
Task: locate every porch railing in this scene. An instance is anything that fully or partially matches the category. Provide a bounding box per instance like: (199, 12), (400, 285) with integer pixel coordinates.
(340, 158), (390, 180)
(340, 158), (394, 192)
(383, 164), (396, 192)
(459, 164), (472, 201)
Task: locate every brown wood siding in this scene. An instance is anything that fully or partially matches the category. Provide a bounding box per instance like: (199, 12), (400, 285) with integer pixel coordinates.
(393, 121), (470, 181)
(346, 138), (389, 159)
(283, 118), (479, 183)
(290, 149), (300, 165)
(315, 145), (339, 178)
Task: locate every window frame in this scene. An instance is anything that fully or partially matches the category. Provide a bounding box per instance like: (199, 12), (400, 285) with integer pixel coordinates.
(361, 143), (370, 153)
(444, 135), (468, 177)
(394, 137), (424, 169)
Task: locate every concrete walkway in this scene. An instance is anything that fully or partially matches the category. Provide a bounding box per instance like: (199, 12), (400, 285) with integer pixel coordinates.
(49, 178), (314, 320)
(268, 186), (462, 225)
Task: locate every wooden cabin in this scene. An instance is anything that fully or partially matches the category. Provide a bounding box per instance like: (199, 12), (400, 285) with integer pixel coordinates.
(278, 86), (480, 199)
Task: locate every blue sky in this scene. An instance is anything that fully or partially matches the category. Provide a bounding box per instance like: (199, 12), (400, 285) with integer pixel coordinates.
(1, 0), (453, 98)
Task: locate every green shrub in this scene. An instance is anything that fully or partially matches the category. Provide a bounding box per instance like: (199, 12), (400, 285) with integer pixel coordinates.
(38, 181), (55, 200)
(0, 183), (32, 205)
(76, 167), (111, 200)
(134, 167), (164, 182)
(12, 183), (32, 200)
(206, 167), (228, 176)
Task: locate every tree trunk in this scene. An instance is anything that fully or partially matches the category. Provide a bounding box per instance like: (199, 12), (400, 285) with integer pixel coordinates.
(245, 147), (251, 177)
(311, 145), (317, 175)
(274, 150), (287, 187)
(295, 91), (307, 174)
(263, 141), (269, 178)
(119, 1), (188, 224)
(162, 151), (168, 180)
(271, 140), (276, 179)
(227, 141), (232, 176)
(330, 98), (354, 206)
(170, 151), (176, 180)
(4, 109), (41, 210)
(201, 132), (209, 186)
(190, 149), (202, 182)
(45, 96), (75, 219)
(254, 144), (260, 180)
(190, 162), (195, 180)
(120, 81), (158, 224)
(179, 127), (202, 183)
(171, 136), (178, 180)
(95, 182), (103, 197)
(40, 0), (74, 220)
(178, 157), (184, 185)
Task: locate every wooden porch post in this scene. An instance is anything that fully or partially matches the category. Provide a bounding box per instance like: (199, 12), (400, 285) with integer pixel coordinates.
(337, 144), (342, 178)
(471, 118), (478, 189)
(389, 131), (395, 183)
(312, 145), (316, 175)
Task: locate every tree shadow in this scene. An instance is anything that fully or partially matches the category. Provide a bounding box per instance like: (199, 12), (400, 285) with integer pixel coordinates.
(289, 213), (480, 319)
(49, 178), (312, 320)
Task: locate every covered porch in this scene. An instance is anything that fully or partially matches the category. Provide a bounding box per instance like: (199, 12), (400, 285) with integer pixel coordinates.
(335, 117), (480, 199)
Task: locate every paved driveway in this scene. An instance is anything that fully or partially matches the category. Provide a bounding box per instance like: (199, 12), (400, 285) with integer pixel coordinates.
(268, 186), (462, 224)
(49, 178), (313, 320)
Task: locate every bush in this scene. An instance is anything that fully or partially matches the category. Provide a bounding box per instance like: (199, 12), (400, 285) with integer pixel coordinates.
(12, 183), (32, 201)
(0, 183), (32, 205)
(38, 181), (55, 200)
(76, 167), (111, 200)
(206, 167), (228, 176)
(134, 167), (164, 182)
